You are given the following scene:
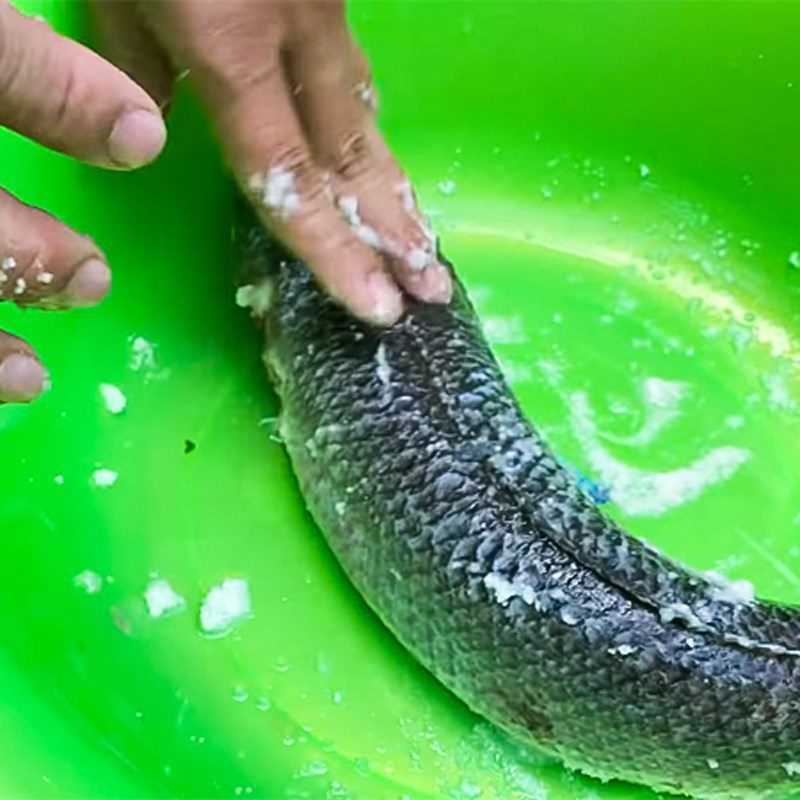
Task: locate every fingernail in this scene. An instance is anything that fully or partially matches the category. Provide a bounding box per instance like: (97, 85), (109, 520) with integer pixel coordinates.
(107, 109), (166, 168)
(0, 354), (48, 402)
(416, 263), (452, 305)
(63, 258), (111, 307)
(366, 271), (403, 326)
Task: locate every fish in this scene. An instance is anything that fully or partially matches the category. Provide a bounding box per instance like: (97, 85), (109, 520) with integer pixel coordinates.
(238, 216), (800, 799)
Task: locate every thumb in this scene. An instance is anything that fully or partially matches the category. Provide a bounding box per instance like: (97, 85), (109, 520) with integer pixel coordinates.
(0, 2), (166, 169)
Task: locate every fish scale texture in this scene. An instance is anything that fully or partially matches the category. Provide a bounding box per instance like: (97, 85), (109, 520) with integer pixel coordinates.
(241, 223), (800, 799)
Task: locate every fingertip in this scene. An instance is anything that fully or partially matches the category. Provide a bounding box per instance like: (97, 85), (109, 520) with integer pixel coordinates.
(107, 108), (166, 168)
(62, 258), (111, 307)
(416, 263), (453, 305)
(392, 259), (452, 306)
(0, 353), (49, 403)
(361, 270), (404, 326)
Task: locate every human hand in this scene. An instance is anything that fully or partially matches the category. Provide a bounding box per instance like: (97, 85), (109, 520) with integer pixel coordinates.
(0, 2), (166, 403)
(92, 0), (452, 326)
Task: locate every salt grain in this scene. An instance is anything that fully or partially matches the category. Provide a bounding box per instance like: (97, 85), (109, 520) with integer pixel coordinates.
(144, 578), (186, 618)
(73, 569), (103, 594)
(91, 468), (118, 488)
(100, 383), (127, 415)
(199, 578), (252, 637)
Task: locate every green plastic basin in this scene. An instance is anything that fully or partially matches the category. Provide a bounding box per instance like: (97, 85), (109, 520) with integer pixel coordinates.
(2, 1), (799, 797)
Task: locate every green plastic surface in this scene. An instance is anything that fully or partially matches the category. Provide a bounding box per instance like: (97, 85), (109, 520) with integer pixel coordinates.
(2, 1), (800, 797)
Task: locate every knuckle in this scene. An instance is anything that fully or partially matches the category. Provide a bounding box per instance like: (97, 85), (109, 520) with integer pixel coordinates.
(220, 52), (282, 96)
(0, 27), (25, 107)
(178, 11), (283, 94)
(272, 143), (315, 180)
(335, 130), (375, 181)
(50, 57), (78, 133)
(268, 144), (326, 207)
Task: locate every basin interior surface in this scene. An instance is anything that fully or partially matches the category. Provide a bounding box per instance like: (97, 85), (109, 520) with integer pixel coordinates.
(1, 1), (800, 798)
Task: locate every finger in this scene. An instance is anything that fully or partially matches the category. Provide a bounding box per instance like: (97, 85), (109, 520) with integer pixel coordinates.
(142, 1), (402, 325)
(284, 17), (451, 304)
(0, 188), (111, 310)
(89, 0), (174, 112)
(0, 332), (48, 403)
(242, 91), (403, 325)
(0, 3), (166, 168)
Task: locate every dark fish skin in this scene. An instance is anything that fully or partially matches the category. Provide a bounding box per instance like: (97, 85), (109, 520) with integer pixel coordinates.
(240, 221), (800, 799)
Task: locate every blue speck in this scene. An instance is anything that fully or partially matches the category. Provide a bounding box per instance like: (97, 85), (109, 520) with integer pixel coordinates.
(578, 475), (611, 504)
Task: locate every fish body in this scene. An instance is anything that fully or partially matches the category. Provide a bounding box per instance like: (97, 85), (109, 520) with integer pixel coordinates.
(241, 223), (800, 799)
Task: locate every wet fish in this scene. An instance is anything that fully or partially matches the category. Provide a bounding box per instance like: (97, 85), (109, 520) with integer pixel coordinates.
(239, 218), (800, 799)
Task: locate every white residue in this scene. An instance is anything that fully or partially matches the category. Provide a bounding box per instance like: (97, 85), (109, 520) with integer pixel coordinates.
(54, 475), (64, 485)
(570, 391), (750, 517)
(396, 180), (417, 215)
(144, 578), (186, 618)
(354, 80), (377, 110)
(1, 256), (16, 271)
(704, 571), (756, 605)
(128, 335), (170, 381)
(37, 271), (54, 284)
(91, 468), (118, 488)
(484, 572), (536, 606)
(498, 358), (533, 385)
(73, 569), (103, 594)
(199, 578), (252, 638)
(659, 602), (705, 629)
(482, 315), (527, 346)
(236, 281), (274, 316)
(707, 759), (719, 770)
(762, 373), (798, 412)
(537, 358), (564, 388)
(639, 163), (651, 178)
(603, 377), (689, 447)
(250, 167), (301, 217)
(375, 342), (391, 393)
(407, 246), (432, 271)
(788, 251), (800, 269)
(420, 220), (437, 252)
(608, 643), (636, 656)
(99, 383), (127, 415)
(784, 762), (800, 777)
(14, 277), (26, 295)
(437, 179), (456, 196)
(336, 195), (383, 250)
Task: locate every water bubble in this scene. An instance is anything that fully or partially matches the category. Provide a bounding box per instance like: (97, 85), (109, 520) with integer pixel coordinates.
(353, 757), (371, 777)
(256, 694), (272, 712)
(232, 686), (249, 703)
(298, 760), (328, 777)
(315, 653), (332, 674)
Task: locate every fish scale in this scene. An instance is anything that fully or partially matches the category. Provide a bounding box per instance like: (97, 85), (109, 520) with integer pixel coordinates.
(239, 218), (800, 799)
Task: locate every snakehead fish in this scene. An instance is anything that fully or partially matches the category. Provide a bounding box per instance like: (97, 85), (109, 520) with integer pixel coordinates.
(238, 217), (800, 799)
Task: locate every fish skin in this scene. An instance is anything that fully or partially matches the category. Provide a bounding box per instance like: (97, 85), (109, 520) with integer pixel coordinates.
(240, 220), (800, 799)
